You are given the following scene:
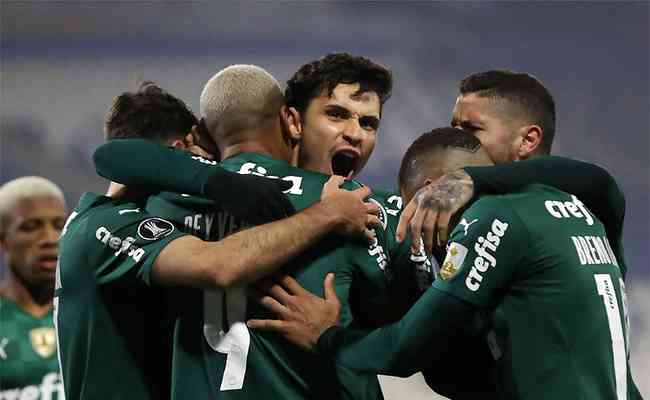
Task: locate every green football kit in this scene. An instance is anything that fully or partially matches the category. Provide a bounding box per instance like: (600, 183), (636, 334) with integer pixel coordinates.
(92, 140), (432, 399)
(54, 193), (188, 400)
(0, 298), (63, 400)
(318, 184), (642, 399)
(92, 140), (634, 399)
(144, 152), (430, 400)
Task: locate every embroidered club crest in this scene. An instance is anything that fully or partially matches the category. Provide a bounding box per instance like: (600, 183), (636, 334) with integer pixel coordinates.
(30, 327), (56, 358)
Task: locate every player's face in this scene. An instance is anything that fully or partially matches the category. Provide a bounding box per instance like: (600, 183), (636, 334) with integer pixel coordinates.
(0, 196), (66, 286)
(297, 83), (380, 177)
(451, 93), (521, 164)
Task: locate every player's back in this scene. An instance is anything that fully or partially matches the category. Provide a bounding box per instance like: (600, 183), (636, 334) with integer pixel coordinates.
(55, 193), (182, 399)
(146, 152), (390, 400)
(440, 184), (639, 399)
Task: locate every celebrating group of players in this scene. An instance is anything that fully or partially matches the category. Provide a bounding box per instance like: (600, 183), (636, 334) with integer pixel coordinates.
(14, 52), (640, 399)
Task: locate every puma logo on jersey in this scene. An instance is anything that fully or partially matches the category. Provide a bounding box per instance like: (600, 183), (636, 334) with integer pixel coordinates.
(459, 218), (478, 236)
(545, 195), (594, 226)
(465, 218), (509, 292)
(137, 218), (174, 241)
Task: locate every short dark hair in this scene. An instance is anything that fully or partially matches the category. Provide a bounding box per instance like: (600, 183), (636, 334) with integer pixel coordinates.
(398, 127), (480, 192)
(285, 53), (393, 115)
(104, 82), (198, 141)
(460, 70), (555, 153)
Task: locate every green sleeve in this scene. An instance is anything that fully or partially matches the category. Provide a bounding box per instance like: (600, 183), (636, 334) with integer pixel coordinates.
(317, 286), (477, 377)
(464, 156), (625, 243)
(433, 197), (527, 307)
(89, 208), (187, 286)
(93, 139), (217, 195)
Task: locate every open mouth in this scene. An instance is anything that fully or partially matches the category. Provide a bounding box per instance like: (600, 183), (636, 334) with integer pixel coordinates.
(38, 255), (58, 270)
(331, 151), (359, 177)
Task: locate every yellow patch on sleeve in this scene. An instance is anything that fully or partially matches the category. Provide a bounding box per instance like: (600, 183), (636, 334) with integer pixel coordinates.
(440, 242), (468, 280)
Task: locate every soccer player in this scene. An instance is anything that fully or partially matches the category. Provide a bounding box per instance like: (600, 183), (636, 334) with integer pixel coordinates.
(398, 70), (626, 276)
(250, 128), (643, 400)
(394, 70), (632, 398)
(0, 176), (66, 400)
(55, 83), (379, 399)
(92, 63), (431, 399)
(93, 60), (633, 399)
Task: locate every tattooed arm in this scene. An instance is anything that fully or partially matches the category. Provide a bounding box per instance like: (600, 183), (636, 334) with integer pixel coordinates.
(395, 169), (474, 254)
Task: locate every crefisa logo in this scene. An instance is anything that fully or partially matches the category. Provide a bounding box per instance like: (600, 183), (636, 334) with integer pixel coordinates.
(465, 218), (509, 292)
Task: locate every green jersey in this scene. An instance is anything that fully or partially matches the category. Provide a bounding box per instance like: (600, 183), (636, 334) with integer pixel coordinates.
(0, 298), (63, 400)
(54, 193), (187, 400)
(143, 152), (431, 400)
(321, 184), (641, 400)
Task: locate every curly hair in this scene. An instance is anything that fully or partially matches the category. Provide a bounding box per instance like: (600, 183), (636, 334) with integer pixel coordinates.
(104, 81), (198, 141)
(285, 53), (393, 115)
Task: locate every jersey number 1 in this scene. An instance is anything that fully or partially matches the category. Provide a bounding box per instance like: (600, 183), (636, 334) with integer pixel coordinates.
(204, 287), (250, 391)
(594, 274), (628, 400)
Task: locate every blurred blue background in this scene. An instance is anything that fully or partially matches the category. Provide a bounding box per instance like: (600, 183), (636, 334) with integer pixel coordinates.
(1, 2), (648, 398)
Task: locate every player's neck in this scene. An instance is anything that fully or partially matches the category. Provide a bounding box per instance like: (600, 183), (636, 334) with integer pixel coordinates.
(0, 271), (53, 318)
(105, 182), (150, 201)
(221, 138), (292, 164)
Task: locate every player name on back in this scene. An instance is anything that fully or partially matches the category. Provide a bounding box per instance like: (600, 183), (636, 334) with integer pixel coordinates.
(542, 194), (619, 267)
(571, 235), (619, 266)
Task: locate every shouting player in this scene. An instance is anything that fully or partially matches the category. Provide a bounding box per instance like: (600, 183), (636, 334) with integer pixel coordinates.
(92, 59), (433, 398)
(55, 83), (378, 399)
(92, 60), (633, 399)
(0, 177), (66, 400)
(250, 128), (643, 400)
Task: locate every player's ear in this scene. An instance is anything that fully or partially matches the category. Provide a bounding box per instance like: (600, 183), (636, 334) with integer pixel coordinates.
(517, 124), (543, 159)
(194, 120), (220, 160)
(281, 105), (303, 142)
(183, 132), (195, 147)
(183, 127), (216, 160)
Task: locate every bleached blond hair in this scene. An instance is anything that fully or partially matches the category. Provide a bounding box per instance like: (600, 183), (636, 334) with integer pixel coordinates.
(0, 176), (65, 234)
(199, 64), (284, 141)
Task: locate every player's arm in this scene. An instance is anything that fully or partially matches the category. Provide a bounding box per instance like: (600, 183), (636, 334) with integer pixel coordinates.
(252, 198), (525, 376)
(93, 139), (294, 224)
(319, 286), (476, 377)
(352, 192), (435, 326)
(153, 176), (381, 289)
(247, 270), (477, 377)
(463, 155), (625, 240)
(397, 156), (624, 254)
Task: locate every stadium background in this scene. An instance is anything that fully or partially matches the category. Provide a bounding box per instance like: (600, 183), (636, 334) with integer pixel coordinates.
(1, 2), (647, 398)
